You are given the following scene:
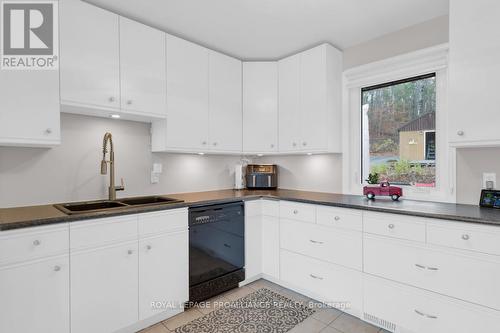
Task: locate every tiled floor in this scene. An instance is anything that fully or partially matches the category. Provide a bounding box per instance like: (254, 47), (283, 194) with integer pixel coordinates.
(139, 279), (389, 333)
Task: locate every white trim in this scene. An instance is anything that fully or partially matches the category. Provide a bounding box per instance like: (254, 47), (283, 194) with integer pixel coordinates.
(342, 44), (456, 203)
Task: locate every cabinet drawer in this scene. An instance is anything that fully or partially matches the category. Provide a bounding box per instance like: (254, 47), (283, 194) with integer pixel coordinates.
(280, 219), (362, 270)
(138, 208), (187, 237)
(316, 206), (362, 232)
(0, 225), (69, 265)
(70, 216), (138, 249)
(279, 201), (316, 223)
(363, 275), (500, 333)
(363, 212), (426, 242)
(364, 235), (500, 310)
(280, 250), (362, 316)
(427, 222), (500, 256)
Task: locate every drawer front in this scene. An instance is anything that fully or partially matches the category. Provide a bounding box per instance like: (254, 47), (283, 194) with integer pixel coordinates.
(280, 249), (362, 316)
(364, 275), (500, 333)
(70, 216), (138, 249)
(316, 206), (362, 232)
(427, 222), (500, 256)
(0, 225), (69, 265)
(363, 212), (426, 242)
(279, 201), (316, 223)
(364, 235), (500, 310)
(138, 208), (187, 237)
(281, 219), (362, 270)
(261, 199), (279, 217)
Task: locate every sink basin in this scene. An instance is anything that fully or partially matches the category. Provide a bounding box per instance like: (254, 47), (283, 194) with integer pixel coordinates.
(118, 196), (182, 206)
(54, 196), (184, 215)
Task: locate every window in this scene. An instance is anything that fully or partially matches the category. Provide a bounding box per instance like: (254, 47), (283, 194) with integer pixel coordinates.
(361, 73), (436, 187)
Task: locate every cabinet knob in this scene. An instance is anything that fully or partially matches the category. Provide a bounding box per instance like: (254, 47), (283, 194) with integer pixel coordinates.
(213, 142), (218, 146)
(457, 130), (464, 136)
(388, 224), (395, 229)
(45, 128), (52, 134)
(334, 216), (340, 221)
(53, 265), (61, 272)
(127, 250), (133, 255)
(302, 142), (307, 146)
(292, 142), (297, 147)
(126, 100), (132, 105)
(270, 144), (275, 148)
(33, 239), (41, 246)
(202, 141), (207, 145)
(108, 97), (115, 103)
(462, 234), (470, 240)
(146, 245), (152, 250)
(293, 209), (298, 214)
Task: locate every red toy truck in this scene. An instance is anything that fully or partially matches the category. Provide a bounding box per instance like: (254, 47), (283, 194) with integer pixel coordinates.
(363, 181), (403, 201)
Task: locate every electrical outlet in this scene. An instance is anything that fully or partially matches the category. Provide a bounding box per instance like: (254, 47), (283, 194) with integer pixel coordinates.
(151, 172), (160, 184)
(482, 172), (496, 189)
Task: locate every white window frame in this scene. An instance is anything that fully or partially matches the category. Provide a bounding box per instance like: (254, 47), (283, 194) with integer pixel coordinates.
(342, 44), (456, 203)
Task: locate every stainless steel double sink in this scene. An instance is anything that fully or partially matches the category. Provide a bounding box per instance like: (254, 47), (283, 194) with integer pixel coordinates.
(54, 196), (184, 215)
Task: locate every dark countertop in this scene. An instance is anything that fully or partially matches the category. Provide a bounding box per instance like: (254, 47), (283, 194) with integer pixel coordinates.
(1, 189), (500, 231)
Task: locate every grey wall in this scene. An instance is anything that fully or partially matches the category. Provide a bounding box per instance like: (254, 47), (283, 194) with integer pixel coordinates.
(456, 148), (500, 205)
(343, 15), (449, 69)
(0, 113), (241, 208)
(256, 154), (343, 193)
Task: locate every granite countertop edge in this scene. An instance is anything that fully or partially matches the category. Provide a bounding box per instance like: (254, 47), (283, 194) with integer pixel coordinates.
(1, 190), (500, 231)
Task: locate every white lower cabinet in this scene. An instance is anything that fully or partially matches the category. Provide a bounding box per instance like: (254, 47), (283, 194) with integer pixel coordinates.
(364, 234), (500, 310)
(0, 255), (70, 333)
(71, 241), (139, 333)
(364, 275), (500, 333)
(262, 215), (280, 279)
(139, 231), (188, 320)
(280, 250), (362, 316)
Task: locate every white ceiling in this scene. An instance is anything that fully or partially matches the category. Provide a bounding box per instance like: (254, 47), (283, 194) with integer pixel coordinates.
(84, 0), (449, 60)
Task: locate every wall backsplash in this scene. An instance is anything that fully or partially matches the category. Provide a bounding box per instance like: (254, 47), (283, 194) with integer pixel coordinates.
(0, 113), (242, 208)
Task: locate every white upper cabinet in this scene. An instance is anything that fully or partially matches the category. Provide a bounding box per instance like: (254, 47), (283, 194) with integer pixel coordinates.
(243, 62), (279, 153)
(60, 0), (120, 111)
(208, 51), (243, 152)
(0, 70), (60, 147)
(119, 17), (167, 118)
(278, 54), (301, 152)
(278, 44), (342, 153)
(164, 34), (209, 151)
(448, 0), (500, 146)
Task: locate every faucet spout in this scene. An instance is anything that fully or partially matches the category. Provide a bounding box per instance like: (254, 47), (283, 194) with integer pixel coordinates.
(100, 132), (124, 200)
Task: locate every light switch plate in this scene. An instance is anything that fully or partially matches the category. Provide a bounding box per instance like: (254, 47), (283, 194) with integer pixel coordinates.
(483, 172), (496, 189)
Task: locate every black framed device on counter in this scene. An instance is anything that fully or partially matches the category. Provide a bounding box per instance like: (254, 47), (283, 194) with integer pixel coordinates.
(479, 189), (500, 208)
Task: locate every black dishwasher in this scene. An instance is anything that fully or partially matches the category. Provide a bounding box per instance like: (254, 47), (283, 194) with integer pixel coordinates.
(188, 201), (245, 304)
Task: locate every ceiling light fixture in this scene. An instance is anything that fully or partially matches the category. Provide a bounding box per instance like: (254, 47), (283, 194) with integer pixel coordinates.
(257, 154), (264, 157)
(110, 114), (121, 119)
(197, 152), (205, 155)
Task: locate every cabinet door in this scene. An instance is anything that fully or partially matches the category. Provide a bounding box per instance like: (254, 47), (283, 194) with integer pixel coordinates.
(243, 62), (278, 153)
(299, 46), (328, 151)
(0, 256), (69, 333)
(166, 34), (209, 150)
(261, 216), (280, 279)
(278, 54), (301, 152)
(245, 215), (262, 279)
(139, 231), (188, 321)
(0, 70), (60, 147)
(120, 17), (166, 118)
(71, 242), (138, 333)
(208, 51), (242, 152)
(60, 0), (120, 109)
(448, 1), (500, 145)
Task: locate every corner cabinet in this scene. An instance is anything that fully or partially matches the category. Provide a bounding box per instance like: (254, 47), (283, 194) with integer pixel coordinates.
(242, 62), (279, 153)
(448, 0), (500, 146)
(278, 44), (342, 153)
